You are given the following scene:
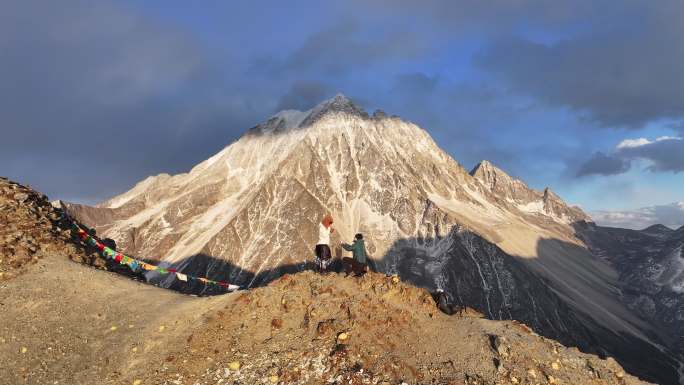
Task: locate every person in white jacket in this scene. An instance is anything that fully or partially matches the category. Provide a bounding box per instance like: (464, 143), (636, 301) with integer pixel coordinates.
(315, 214), (334, 274)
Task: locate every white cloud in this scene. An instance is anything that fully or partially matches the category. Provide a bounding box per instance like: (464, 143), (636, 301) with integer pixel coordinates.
(616, 138), (651, 149)
(591, 201), (684, 230)
(616, 136), (681, 150)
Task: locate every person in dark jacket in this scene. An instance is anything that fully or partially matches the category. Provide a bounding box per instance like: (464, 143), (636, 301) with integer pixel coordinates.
(341, 233), (367, 277)
(432, 289), (462, 315)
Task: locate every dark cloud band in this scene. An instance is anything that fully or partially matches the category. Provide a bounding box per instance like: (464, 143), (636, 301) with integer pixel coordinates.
(576, 137), (684, 177)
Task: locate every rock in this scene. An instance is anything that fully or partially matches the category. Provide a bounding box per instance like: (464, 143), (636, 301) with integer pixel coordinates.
(489, 335), (508, 358)
(228, 361), (241, 371)
(493, 357), (504, 372)
(337, 332), (349, 341)
(20, 347), (27, 354)
(527, 368), (537, 378)
(13, 193), (28, 203)
(547, 374), (557, 384)
(551, 361), (560, 370)
(269, 375), (279, 383)
(132, 380), (142, 385)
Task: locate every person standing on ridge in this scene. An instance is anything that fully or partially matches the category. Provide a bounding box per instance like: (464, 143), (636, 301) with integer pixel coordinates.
(342, 233), (368, 277)
(315, 214), (334, 275)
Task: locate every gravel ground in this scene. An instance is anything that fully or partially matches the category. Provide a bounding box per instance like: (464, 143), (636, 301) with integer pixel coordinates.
(0, 258), (652, 385)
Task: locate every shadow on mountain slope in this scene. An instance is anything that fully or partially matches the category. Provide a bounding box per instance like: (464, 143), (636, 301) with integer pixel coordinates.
(136, 226), (680, 384)
(570, 220), (684, 385)
(373, 229), (679, 385)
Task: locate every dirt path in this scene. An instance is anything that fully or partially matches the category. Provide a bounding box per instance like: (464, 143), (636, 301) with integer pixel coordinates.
(0, 257), (228, 385)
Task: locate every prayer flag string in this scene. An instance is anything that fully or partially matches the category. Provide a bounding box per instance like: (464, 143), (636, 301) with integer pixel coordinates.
(70, 223), (241, 291)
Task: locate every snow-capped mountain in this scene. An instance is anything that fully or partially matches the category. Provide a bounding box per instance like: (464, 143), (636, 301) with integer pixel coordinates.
(63, 94), (682, 384)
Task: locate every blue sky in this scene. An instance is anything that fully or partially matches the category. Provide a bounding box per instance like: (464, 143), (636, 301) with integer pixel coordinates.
(2, 0), (683, 227)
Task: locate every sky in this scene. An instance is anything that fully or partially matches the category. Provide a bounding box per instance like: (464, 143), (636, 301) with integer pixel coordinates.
(2, 0), (683, 229)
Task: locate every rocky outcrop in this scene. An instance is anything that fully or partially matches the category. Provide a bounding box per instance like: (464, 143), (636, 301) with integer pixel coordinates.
(0, 177), (104, 280)
(171, 271), (652, 385)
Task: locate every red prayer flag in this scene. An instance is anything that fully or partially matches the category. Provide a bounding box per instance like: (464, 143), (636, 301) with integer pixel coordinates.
(115, 254), (123, 262)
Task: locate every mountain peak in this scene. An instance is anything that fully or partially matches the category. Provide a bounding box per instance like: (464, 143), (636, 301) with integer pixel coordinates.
(330, 92), (353, 104)
(641, 223), (674, 234)
(471, 160), (590, 223)
(300, 93), (368, 126)
(254, 94), (369, 135)
(469, 160), (499, 177)
(469, 160), (521, 189)
(542, 187), (560, 200)
(318, 93), (360, 113)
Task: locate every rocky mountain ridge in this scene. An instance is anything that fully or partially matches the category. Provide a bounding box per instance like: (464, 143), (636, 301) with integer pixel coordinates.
(469, 160), (589, 224)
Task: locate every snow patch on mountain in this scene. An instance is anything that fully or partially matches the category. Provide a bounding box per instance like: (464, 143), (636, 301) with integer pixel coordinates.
(517, 200), (545, 215)
(656, 246), (684, 293)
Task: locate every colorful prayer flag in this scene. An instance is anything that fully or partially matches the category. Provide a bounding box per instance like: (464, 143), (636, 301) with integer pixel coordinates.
(141, 263), (156, 271)
(70, 223), (237, 290)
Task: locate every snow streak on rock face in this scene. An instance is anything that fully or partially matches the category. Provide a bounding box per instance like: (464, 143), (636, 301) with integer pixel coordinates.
(62, 94), (681, 385)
